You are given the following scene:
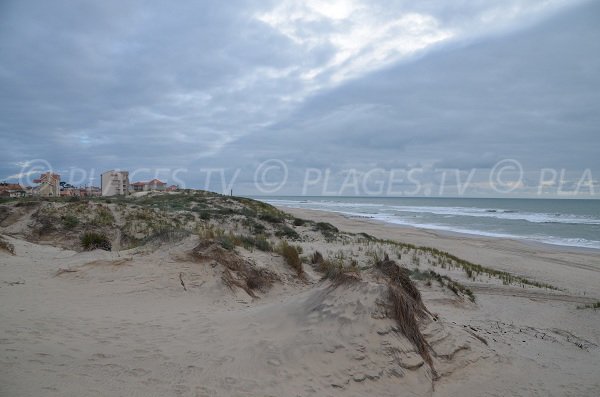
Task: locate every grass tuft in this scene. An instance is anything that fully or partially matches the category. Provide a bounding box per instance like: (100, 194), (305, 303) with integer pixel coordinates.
(277, 240), (303, 276)
(577, 301), (600, 310)
(80, 232), (111, 251)
(61, 215), (79, 228)
(376, 256), (437, 377)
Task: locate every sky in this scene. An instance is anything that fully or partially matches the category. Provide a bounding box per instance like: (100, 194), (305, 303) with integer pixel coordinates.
(1, 0), (599, 197)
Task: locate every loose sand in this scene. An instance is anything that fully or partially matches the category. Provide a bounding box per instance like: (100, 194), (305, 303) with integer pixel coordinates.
(0, 205), (598, 396)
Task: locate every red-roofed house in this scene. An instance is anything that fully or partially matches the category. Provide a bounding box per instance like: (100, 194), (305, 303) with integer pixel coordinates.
(131, 179), (167, 192)
(0, 183), (26, 198)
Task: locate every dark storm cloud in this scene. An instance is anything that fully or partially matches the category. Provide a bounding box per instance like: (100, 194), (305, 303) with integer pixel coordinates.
(0, 0), (598, 196)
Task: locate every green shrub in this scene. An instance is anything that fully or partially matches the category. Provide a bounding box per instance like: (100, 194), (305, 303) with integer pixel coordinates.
(254, 236), (272, 251)
(199, 211), (210, 221)
(275, 225), (300, 240)
(259, 212), (284, 224)
(293, 218), (306, 226)
(315, 222), (338, 233)
(62, 215), (79, 228)
(145, 227), (191, 244)
(80, 232), (111, 251)
(239, 234), (272, 252)
(314, 222), (339, 240)
(15, 201), (39, 207)
(91, 206), (115, 226)
(251, 222), (266, 234)
(217, 235), (236, 250)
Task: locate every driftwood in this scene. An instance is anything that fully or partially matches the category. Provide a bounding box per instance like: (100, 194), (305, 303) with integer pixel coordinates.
(179, 272), (187, 291)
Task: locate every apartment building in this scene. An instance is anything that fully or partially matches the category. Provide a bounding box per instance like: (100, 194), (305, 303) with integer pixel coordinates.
(101, 170), (130, 196)
(32, 172), (61, 197)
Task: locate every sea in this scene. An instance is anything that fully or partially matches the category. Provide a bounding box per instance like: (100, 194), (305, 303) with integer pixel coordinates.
(256, 196), (600, 250)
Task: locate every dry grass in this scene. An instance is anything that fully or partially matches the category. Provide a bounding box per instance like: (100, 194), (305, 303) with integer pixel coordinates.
(192, 239), (280, 297)
(376, 255), (436, 378)
(277, 240), (303, 277)
(311, 250), (324, 264)
(311, 250), (361, 284)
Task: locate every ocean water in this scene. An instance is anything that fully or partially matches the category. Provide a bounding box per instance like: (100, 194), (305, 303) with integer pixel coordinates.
(257, 196), (600, 250)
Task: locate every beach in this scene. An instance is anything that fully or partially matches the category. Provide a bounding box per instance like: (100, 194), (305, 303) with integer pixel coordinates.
(279, 206), (600, 297)
(1, 194), (599, 396)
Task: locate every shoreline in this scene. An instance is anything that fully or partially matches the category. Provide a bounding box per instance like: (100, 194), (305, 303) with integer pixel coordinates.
(282, 206), (600, 254)
(277, 206), (600, 297)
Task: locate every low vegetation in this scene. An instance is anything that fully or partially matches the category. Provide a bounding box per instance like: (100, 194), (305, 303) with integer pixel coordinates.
(375, 255), (436, 378)
(310, 250), (360, 284)
(357, 234), (558, 291)
(410, 268), (475, 302)
(314, 221), (339, 240)
(2, 192), (557, 310)
(80, 232), (112, 251)
(277, 240), (303, 276)
(191, 239), (279, 298)
(61, 215), (79, 228)
(577, 301), (600, 310)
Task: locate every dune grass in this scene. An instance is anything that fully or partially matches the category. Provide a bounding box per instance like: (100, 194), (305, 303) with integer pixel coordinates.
(376, 255), (437, 378)
(80, 232), (111, 251)
(277, 240), (303, 276)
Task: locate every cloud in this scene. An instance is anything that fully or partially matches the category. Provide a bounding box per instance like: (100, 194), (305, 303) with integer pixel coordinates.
(0, 0), (598, 197)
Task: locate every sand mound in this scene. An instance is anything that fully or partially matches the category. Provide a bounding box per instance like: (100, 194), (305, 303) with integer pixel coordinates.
(191, 239), (280, 298)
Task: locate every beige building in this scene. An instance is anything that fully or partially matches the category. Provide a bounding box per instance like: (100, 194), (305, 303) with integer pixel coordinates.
(101, 170), (130, 196)
(0, 183), (26, 198)
(130, 179), (167, 192)
(33, 172), (61, 197)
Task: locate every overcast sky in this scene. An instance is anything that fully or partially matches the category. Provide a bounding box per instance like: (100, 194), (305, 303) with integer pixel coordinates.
(1, 0), (598, 197)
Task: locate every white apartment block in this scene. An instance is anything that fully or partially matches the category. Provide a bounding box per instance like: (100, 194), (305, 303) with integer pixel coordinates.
(101, 170), (130, 196)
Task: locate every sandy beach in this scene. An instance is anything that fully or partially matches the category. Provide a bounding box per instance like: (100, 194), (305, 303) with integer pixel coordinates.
(280, 207), (600, 297)
(1, 196), (599, 396)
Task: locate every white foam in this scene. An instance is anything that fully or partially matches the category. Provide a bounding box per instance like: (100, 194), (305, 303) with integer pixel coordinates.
(263, 198), (600, 250)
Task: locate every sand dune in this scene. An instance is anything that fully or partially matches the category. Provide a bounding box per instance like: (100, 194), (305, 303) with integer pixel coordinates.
(1, 197), (599, 396)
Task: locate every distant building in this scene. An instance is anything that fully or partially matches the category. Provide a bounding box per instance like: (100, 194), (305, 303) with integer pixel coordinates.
(101, 170), (130, 196)
(81, 186), (101, 197)
(131, 179), (167, 192)
(33, 172), (61, 197)
(60, 188), (78, 197)
(0, 182), (26, 198)
(166, 184), (179, 192)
